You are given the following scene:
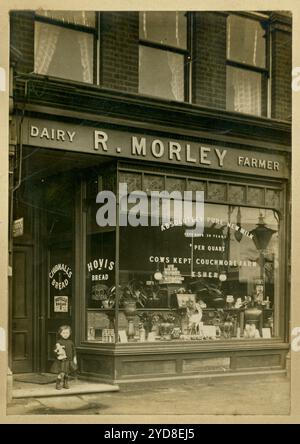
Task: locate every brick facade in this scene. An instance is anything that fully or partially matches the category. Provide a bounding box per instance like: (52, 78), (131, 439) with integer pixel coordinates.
(100, 12), (139, 93)
(9, 11), (292, 121)
(270, 14), (292, 121)
(192, 12), (227, 109)
(10, 11), (35, 73)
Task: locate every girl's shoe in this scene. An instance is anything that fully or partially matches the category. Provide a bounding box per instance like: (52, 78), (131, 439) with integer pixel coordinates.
(63, 376), (70, 389)
(56, 378), (62, 390)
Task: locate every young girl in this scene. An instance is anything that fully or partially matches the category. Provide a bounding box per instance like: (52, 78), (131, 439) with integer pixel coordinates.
(52, 325), (77, 390)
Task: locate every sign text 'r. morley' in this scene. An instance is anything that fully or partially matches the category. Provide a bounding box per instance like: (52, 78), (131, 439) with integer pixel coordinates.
(94, 131), (227, 167)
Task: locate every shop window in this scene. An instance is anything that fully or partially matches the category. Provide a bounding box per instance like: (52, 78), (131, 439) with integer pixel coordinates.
(34, 11), (96, 84)
(119, 204), (279, 342)
(139, 12), (189, 102)
(226, 14), (269, 116)
(84, 172), (281, 344)
(85, 177), (116, 342)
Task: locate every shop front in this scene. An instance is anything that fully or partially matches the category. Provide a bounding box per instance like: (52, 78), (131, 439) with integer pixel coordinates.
(11, 112), (290, 383)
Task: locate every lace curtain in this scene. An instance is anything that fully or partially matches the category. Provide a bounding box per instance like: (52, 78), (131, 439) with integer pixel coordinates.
(35, 22), (60, 75)
(167, 52), (184, 102)
(231, 70), (261, 115)
(35, 22), (93, 83)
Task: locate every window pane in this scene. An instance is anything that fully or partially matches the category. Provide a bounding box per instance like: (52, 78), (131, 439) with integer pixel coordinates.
(139, 11), (187, 49)
(85, 178), (116, 343)
(36, 10), (95, 27)
(119, 202), (279, 342)
(35, 22), (94, 83)
(227, 15), (266, 68)
(226, 66), (262, 116)
(139, 46), (184, 101)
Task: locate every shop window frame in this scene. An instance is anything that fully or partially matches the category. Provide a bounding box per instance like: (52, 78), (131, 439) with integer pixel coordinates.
(138, 11), (192, 103)
(226, 12), (270, 117)
(77, 162), (288, 347)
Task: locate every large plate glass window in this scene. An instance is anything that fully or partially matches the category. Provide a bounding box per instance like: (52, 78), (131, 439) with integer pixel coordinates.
(85, 176), (116, 343)
(226, 14), (269, 116)
(119, 195), (280, 342)
(34, 10), (96, 83)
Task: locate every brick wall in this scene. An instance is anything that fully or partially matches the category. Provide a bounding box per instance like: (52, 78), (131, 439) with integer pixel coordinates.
(10, 11), (35, 73)
(192, 12), (227, 109)
(100, 12), (139, 93)
(271, 19), (292, 121)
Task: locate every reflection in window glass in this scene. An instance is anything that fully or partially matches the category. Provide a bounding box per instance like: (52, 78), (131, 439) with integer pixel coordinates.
(36, 10), (95, 27)
(227, 15), (266, 68)
(226, 66), (262, 115)
(139, 11), (187, 49)
(34, 22), (94, 83)
(139, 46), (184, 101)
(119, 202), (279, 342)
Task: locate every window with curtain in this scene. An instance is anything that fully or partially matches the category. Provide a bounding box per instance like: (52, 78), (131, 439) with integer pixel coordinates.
(226, 14), (269, 116)
(139, 11), (189, 102)
(34, 11), (96, 84)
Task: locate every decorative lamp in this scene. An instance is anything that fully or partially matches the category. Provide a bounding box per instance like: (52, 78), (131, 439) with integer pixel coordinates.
(250, 213), (277, 251)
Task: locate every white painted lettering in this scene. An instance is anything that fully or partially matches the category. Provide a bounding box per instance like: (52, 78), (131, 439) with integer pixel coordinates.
(30, 126), (39, 137)
(151, 139), (164, 158)
(67, 131), (76, 142)
(57, 129), (65, 141)
(186, 144), (196, 163)
(40, 127), (50, 139)
(169, 141), (181, 161)
(215, 148), (227, 167)
(132, 136), (146, 156)
(94, 130), (108, 151)
(200, 147), (211, 165)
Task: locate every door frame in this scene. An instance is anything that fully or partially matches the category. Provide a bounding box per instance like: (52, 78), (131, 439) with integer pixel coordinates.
(11, 243), (34, 373)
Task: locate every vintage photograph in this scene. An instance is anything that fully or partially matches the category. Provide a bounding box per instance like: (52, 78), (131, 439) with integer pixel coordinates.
(5, 7), (292, 417)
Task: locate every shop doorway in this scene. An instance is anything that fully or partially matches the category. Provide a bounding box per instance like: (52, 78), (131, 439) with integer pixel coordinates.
(12, 245), (34, 373)
(45, 240), (74, 372)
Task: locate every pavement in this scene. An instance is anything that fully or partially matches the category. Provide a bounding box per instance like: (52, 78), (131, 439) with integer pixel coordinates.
(6, 372), (290, 416)
(12, 381), (119, 399)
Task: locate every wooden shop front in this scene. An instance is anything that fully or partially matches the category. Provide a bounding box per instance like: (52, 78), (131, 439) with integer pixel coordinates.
(11, 78), (290, 382)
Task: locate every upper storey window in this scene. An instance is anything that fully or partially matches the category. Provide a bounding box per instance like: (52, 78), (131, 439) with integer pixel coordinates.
(139, 12), (189, 102)
(34, 11), (96, 84)
(226, 14), (269, 116)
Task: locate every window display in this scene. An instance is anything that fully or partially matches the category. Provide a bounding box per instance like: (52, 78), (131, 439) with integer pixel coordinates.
(84, 172), (280, 344)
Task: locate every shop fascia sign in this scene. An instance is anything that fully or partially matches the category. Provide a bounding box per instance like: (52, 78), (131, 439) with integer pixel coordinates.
(24, 118), (287, 178)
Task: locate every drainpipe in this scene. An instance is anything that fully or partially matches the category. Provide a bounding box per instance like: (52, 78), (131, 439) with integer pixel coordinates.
(8, 44), (26, 399)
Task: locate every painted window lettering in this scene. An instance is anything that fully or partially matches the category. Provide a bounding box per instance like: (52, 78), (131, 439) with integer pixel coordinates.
(49, 264), (72, 290)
